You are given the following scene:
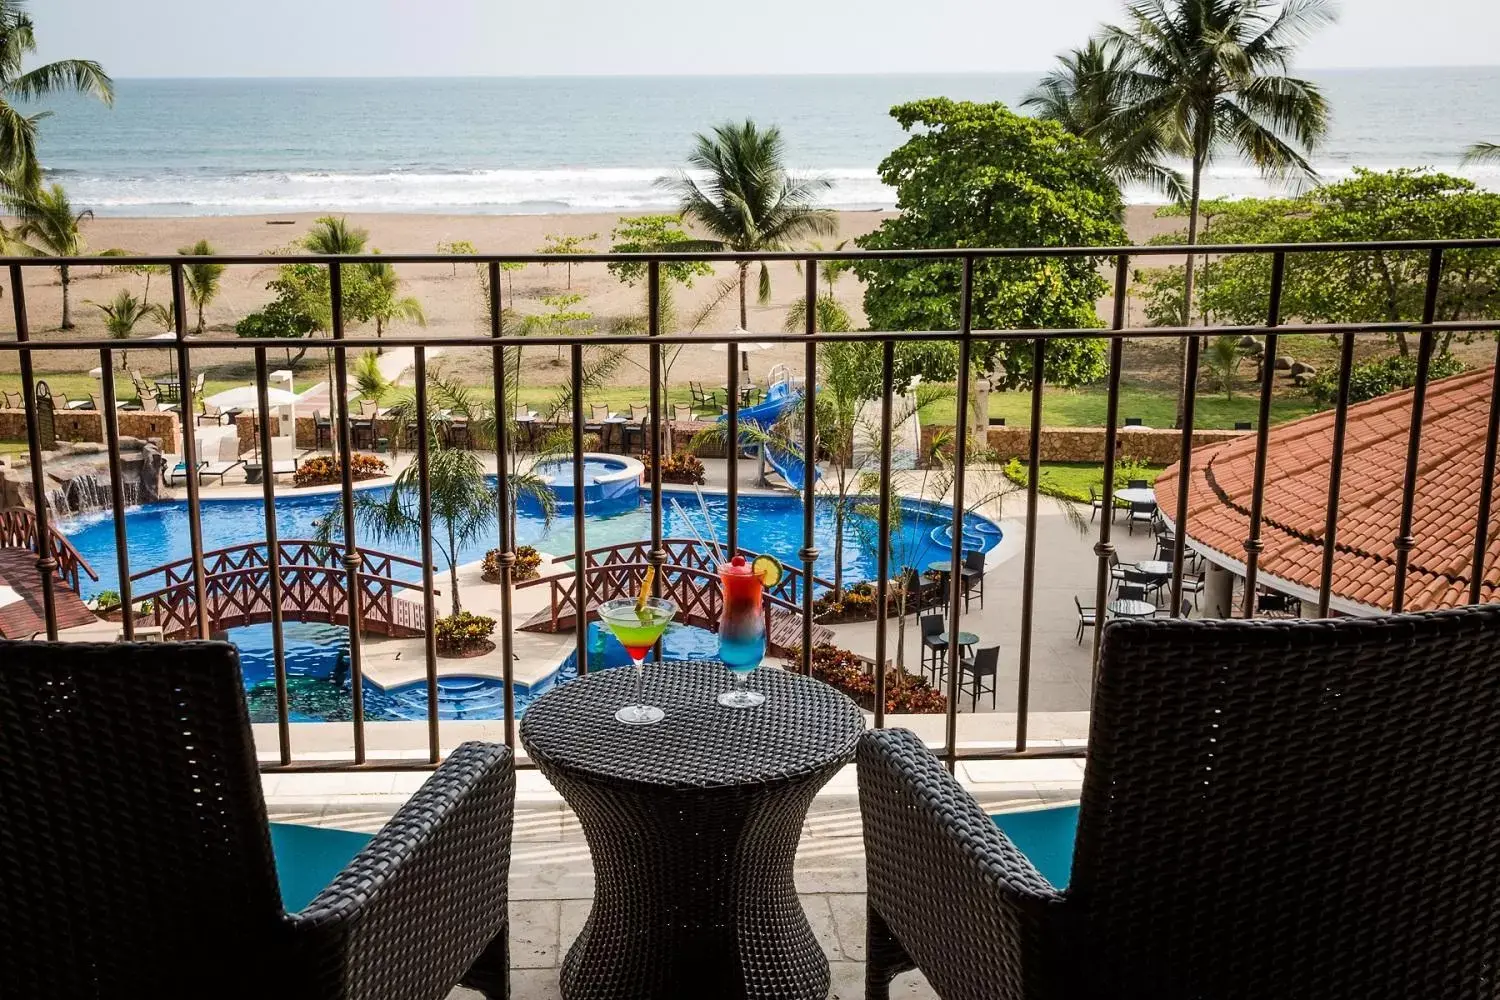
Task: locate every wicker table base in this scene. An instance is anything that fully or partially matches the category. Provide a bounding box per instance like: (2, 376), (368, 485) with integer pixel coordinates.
(521, 660), (864, 1000)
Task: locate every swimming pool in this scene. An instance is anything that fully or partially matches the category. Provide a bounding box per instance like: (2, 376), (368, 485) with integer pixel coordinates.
(530, 453), (642, 515)
(235, 620), (726, 723)
(62, 483), (1002, 600)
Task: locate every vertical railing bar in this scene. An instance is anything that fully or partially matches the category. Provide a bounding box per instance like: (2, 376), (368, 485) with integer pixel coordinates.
(1392, 248), (1443, 614)
(253, 346), (290, 765)
(1091, 257), (1128, 675)
(571, 344), (589, 671)
(1318, 329), (1358, 617)
(1470, 336), (1500, 605)
(726, 333), (740, 556)
(1015, 336), (1046, 751)
(1240, 251), (1285, 618)
(328, 261), (367, 763)
(647, 260), (665, 661)
(799, 261), (818, 674)
(169, 262), (209, 638)
(872, 338), (895, 729)
(98, 349), (135, 641)
(488, 261), (518, 749)
(10, 266), (58, 638)
(413, 346), (440, 763)
(1169, 330), (1201, 615)
(944, 256), (974, 770)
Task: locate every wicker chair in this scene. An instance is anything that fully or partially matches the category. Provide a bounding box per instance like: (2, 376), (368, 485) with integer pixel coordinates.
(859, 606), (1500, 1000)
(0, 640), (516, 1000)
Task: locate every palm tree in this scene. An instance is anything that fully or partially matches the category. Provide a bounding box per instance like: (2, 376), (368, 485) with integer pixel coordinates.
(304, 216), (368, 255)
(668, 120), (836, 330)
(1022, 38), (1187, 199)
(784, 240), (855, 333)
(178, 239), (225, 334)
(92, 288), (168, 372)
(4, 182), (92, 328)
(1102, 0), (1336, 424)
(360, 259), (426, 347)
(1463, 142), (1500, 164)
(0, 1), (113, 188)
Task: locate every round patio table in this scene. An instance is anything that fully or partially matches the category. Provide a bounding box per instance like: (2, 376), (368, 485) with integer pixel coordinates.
(521, 660), (864, 1000)
(939, 630), (979, 650)
(1134, 560), (1172, 577)
(1116, 487), (1158, 506)
(1108, 599), (1157, 618)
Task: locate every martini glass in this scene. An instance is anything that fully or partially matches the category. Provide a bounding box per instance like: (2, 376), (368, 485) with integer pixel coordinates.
(597, 596), (676, 725)
(717, 557), (767, 708)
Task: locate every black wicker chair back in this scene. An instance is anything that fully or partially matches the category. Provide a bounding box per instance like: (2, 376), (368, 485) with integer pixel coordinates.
(0, 639), (518, 1000)
(860, 607), (1500, 1000)
(0, 641), (283, 993)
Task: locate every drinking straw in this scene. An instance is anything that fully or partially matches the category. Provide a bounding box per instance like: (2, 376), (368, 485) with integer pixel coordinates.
(670, 498), (718, 564)
(695, 487), (726, 563)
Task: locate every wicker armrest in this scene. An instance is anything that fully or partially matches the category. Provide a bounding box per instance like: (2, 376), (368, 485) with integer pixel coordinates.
(858, 729), (1064, 1000)
(285, 742), (516, 1000)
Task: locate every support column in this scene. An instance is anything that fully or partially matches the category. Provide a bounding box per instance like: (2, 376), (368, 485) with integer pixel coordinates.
(1205, 561), (1235, 618)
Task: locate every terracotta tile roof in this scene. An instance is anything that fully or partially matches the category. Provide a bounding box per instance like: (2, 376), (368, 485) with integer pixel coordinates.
(0, 548), (100, 638)
(1155, 367), (1500, 613)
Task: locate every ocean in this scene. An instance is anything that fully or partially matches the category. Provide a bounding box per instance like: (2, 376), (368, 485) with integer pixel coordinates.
(31, 69), (1500, 216)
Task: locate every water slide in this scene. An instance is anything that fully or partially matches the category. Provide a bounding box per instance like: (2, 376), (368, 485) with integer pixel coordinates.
(726, 373), (819, 490)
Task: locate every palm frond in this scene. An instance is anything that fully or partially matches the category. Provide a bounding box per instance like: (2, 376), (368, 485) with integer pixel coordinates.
(1463, 142), (1500, 165)
(7, 58), (113, 103)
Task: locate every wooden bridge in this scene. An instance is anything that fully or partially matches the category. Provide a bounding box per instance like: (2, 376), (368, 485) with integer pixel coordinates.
(131, 539), (432, 641)
(0, 507), (100, 637)
(517, 538), (836, 655)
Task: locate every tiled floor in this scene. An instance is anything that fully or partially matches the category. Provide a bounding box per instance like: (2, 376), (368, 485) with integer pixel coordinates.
(274, 762), (1081, 1000)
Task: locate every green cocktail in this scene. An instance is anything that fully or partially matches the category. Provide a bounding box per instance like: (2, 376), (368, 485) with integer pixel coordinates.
(597, 596), (677, 725)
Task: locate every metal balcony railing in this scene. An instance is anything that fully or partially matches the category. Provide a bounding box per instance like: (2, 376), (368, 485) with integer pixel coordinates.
(1, 239), (1498, 772)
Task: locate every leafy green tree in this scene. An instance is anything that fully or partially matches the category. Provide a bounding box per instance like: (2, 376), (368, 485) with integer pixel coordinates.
(0, 0), (113, 187)
(608, 214), (714, 288)
(359, 258), (426, 345)
(4, 182), (94, 328)
(178, 239), (225, 334)
(234, 299), (319, 364)
(1143, 169), (1500, 357)
(784, 240), (854, 333)
(91, 289), (169, 371)
(668, 119), (836, 329)
(853, 99), (1125, 395)
(1203, 334), (1241, 400)
(1101, 0), (1336, 424)
(537, 232), (596, 289)
(304, 216), (368, 254)
(519, 292), (594, 365)
(352, 349), (394, 405)
(1022, 38), (1185, 199)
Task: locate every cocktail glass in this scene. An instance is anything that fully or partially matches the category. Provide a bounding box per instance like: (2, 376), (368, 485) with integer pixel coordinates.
(597, 596), (677, 725)
(717, 557), (767, 709)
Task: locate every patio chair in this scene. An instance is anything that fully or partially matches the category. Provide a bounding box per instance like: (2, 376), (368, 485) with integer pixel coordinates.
(1179, 572), (1205, 608)
(1127, 500), (1155, 535)
(860, 605), (1500, 999)
(624, 417), (648, 454)
(1123, 567), (1166, 606)
(1123, 417), (1144, 427)
(268, 437), (301, 478)
(1116, 584), (1146, 603)
(671, 403), (695, 425)
(1074, 595), (1097, 645)
(1088, 485), (1111, 523)
(919, 614), (948, 682)
(960, 549), (985, 611)
(192, 371), (205, 396)
(3, 389), (20, 408)
(164, 439), (208, 487)
(957, 644), (999, 710)
(1108, 549), (1127, 590)
(1127, 478), (1149, 490)
(584, 404), (609, 444)
(140, 390), (161, 413)
(0, 639), (515, 999)
(197, 402), (232, 426)
(690, 381), (719, 411)
(198, 435), (247, 485)
(313, 410), (333, 450)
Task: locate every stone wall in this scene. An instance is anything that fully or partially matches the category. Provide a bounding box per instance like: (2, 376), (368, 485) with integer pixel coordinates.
(0, 407), (180, 453)
(920, 423), (1248, 465)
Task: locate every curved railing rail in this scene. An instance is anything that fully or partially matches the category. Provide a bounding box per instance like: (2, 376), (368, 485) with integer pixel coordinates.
(129, 539), (431, 640)
(551, 537), (836, 607)
(0, 506), (98, 591)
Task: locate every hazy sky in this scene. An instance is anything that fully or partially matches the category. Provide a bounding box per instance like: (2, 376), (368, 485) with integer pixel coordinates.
(32, 0), (1500, 77)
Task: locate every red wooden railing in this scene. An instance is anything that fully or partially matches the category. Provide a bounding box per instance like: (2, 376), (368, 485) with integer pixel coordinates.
(0, 506), (98, 592)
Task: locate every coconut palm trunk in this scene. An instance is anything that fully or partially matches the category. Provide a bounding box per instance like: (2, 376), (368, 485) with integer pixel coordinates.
(59, 264), (72, 329)
(1176, 151), (1205, 428)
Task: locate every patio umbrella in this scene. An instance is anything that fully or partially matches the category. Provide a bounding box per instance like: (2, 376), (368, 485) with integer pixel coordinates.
(205, 385), (299, 462)
(711, 335), (775, 373)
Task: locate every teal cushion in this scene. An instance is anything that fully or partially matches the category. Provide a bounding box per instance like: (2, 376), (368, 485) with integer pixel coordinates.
(991, 804), (1079, 889)
(269, 821), (373, 912)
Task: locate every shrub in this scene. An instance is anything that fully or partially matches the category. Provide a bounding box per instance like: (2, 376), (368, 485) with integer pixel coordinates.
(1307, 352), (1468, 407)
(292, 453), (388, 487)
(811, 579), (907, 623)
(791, 643), (947, 714)
(482, 544), (542, 583)
(90, 589), (120, 612)
(434, 610), (496, 655)
(643, 451), (707, 485)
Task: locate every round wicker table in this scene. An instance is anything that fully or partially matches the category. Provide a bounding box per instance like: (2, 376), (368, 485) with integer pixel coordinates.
(521, 659), (865, 1000)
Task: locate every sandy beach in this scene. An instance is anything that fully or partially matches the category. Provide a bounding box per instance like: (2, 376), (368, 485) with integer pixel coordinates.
(0, 206), (1184, 388)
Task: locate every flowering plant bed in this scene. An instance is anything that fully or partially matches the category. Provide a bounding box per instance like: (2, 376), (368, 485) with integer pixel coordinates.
(434, 610), (497, 657)
(642, 451), (707, 484)
(792, 643), (947, 714)
(292, 453), (387, 487)
(812, 580), (909, 624)
(482, 544), (542, 583)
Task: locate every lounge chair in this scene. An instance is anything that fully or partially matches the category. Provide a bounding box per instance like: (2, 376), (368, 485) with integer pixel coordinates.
(0, 638), (514, 998)
(198, 436), (247, 485)
(164, 439), (208, 487)
(268, 437), (302, 478)
(860, 605), (1500, 1000)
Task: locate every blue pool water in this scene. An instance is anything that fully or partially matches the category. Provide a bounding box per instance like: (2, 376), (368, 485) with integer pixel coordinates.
(235, 620), (725, 723)
(62, 484), (1000, 600)
(531, 456), (640, 514)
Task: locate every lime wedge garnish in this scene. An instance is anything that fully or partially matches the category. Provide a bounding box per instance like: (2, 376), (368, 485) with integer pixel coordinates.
(752, 555), (782, 587)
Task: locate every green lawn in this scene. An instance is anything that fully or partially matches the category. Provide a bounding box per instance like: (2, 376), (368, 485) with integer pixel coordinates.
(919, 385), (1318, 430)
(1004, 461), (1165, 503)
(0, 372), (309, 407)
